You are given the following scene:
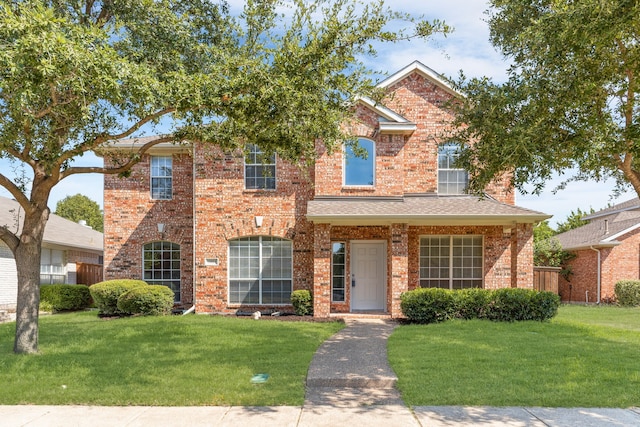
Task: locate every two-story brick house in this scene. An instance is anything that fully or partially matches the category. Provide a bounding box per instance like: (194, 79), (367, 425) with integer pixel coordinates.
(102, 61), (548, 317)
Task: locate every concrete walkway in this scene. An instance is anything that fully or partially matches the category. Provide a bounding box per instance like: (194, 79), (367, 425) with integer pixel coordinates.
(2, 318), (640, 426)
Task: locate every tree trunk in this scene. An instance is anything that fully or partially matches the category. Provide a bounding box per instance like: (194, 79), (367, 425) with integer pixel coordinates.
(14, 242), (42, 354)
(13, 206), (49, 354)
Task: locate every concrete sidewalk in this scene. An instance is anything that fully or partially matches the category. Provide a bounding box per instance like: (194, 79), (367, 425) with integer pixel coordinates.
(2, 404), (640, 426)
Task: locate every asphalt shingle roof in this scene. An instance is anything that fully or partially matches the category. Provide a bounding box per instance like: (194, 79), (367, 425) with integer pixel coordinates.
(555, 198), (640, 250)
(307, 194), (549, 225)
(0, 196), (103, 252)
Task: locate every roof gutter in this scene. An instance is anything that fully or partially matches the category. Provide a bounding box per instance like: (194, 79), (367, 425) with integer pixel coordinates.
(590, 246), (602, 304)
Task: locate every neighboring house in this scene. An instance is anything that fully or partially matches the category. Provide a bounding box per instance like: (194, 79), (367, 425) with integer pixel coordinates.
(102, 61), (549, 318)
(555, 198), (640, 303)
(0, 196), (104, 310)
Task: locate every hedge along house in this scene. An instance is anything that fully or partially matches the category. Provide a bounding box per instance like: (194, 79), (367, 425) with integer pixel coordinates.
(0, 196), (104, 310)
(101, 61), (549, 318)
(555, 198), (640, 304)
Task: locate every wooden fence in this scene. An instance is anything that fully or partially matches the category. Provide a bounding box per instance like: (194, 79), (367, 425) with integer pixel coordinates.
(533, 266), (560, 294)
(76, 263), (103, 285)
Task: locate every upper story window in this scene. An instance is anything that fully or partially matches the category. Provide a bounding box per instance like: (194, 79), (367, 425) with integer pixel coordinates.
(344, 137), (375, 187)
(151, 156), (173, 200)
(245, 144), (276, 190)
(438, 143), (468, 195)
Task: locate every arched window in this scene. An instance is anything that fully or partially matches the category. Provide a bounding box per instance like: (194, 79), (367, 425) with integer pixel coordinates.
(228, 236), (292, 305)
(438, 143), (468, 195)
(143, 241), (181, 302)
(344, 138), (375, 186)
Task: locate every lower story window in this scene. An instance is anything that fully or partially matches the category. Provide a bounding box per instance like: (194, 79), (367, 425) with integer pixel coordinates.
(229, 236), (292, 304)
(419, 235), (483, 289)
(40, 248), (65, 284)
(143, 241), (181, 302)
(332, 242), (346, 302)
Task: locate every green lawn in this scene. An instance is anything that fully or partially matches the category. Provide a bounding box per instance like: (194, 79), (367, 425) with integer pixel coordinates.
(389, 304), (640, 408)
(0, 312), (343, 406)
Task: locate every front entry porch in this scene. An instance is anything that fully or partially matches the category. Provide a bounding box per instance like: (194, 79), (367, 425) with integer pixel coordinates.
(312, 223), (409, 318)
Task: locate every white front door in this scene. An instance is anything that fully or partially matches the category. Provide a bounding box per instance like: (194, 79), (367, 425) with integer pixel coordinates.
(351, 242), (386, 311)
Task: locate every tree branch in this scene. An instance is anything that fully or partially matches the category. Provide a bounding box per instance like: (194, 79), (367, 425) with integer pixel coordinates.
(60, 135), (177, 179)
(0, 172), (32, 211)
(55, 107), (178, 168)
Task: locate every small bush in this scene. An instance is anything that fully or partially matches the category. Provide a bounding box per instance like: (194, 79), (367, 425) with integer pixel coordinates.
(401, 287), (560, 324)
(400, 288), (455, 324)
(40, 284), (91, 312)
(615, 280), (640, 306)
(454, 288), (491, 319)
(90, 279), (148, 315)
(117, 285), (174, 315)
(290, 290), (313, 315)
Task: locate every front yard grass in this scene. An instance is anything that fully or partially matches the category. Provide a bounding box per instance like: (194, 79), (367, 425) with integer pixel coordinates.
(389, 304), (640, 408)
(0, 312), (343, 406)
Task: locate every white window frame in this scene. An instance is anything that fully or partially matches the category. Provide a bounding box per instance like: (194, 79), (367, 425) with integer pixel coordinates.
(437, 143), (468, 195)
(419, 235), (484, 290)
(244, 145), (276, 190)
(343, 137), (376, 187)
(228, 236), (293, 305)
(150, 156), (173, 200)
(143, 241), (181, 302)
(331, 241), (346, 303)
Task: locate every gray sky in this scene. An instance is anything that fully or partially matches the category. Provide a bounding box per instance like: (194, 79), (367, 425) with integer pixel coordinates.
(0, 0), (632, 225)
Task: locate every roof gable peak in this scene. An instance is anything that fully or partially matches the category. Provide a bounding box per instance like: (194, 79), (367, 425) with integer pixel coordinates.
(377, 60), (458, 96)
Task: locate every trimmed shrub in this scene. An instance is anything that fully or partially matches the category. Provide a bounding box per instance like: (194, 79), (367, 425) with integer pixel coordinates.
(116, 285), (174, 315)
(453, 287), (491, 319)
(291, 290), (313, 316)
(400, 287), (455, 324)
(486, 288), (536, 321)
(615, 280), (640, 306)
(530, 290), (561, 321)
(40, 284), (91, 312)
(401, 287), (560, 323)
(90, 280), (148, 315)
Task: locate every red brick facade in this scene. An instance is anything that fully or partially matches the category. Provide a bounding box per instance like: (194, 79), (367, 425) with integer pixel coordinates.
(559, 227), (640, 303)
(102, 62), (541, 317)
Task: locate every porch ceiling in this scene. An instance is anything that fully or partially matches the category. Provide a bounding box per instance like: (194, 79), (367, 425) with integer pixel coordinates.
(306, 194), (550, 226)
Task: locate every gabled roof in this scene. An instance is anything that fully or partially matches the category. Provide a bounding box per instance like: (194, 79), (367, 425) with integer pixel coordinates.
(0, 196), (103, 253)
(307, 194), (549, 226)
(356, 97), (417, 135)
(376, 60), (459, 97)
(555, 198), (640, 250)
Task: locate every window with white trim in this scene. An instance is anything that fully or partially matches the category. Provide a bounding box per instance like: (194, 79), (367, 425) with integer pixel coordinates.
(438, 143), (468, 195)
(40, 248), (65, 284)
(344, 138), (375, 186)
(151, 156), (173, 200)
(419, 236), (483, 289)
(332, 242), (346, 302)
(228, 236), (292, 304)
(143, 241), (181, 301)
(245, 144), (276, 190)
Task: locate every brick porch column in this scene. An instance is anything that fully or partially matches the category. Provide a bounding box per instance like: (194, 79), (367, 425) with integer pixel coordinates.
(513, 223), (534, 289)
(313, 223), (331, 317)
(390, 223), (409, 318)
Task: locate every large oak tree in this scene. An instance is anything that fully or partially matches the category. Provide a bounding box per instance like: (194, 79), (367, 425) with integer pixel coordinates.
(450, 0), (640, 197)
(0, 0), (447, 353)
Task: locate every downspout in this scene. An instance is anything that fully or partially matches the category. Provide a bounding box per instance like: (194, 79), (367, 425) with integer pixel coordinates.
(185, 144), (197, 316)
(589, 246), (601, 304)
